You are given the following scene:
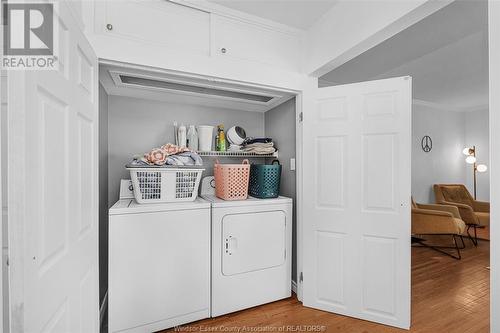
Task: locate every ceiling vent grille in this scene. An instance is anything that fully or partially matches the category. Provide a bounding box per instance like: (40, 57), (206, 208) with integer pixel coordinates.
(119, 75), (274, 103)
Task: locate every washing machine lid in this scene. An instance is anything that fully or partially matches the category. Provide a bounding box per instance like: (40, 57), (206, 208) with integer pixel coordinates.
(201, 194), (292, 208)
(109, 197), (210, 215)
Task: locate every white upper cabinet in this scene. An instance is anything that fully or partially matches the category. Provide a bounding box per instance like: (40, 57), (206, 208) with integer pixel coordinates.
(86, 0), (304, 82)
(96, 0), (210, 55)
(211, 15), (301, 71)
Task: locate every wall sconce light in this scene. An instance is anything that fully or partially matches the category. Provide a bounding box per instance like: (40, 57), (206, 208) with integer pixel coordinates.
(465, 155), (477, 164)
(463, 146), (487, 199)
(477, 164), (488, 173)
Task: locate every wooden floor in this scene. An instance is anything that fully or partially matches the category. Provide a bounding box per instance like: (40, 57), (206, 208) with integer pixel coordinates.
(163, 239), (489, 333)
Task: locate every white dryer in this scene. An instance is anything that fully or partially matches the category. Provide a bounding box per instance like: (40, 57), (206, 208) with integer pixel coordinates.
(201, 177), (292, 317)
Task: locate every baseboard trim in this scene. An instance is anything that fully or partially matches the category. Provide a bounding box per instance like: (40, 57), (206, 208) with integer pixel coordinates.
(291, 280), (297, 294)
(100, 291), (108, 329)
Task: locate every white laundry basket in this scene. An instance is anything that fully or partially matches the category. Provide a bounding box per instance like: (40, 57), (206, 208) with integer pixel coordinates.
(127, 165), (204, 203)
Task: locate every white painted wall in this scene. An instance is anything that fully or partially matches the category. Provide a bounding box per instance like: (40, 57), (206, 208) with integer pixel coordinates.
(488, 2), (499, 331)
(304, 0), (451, 76)
(465, 109), (490, 201)
(411, 103), (466, 203)
(412, 103), (489, 204)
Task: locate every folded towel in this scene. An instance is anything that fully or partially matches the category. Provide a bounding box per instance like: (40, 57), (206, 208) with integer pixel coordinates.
(242, 142), (276, 154)
(244, 137), (273, 145)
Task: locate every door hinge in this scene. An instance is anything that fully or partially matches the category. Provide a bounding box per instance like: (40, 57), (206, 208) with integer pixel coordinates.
(298, 112), (303, 123)
(299, 271), (303, 282)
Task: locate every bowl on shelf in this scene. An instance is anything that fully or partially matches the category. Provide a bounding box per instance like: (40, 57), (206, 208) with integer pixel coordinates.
(227, 126), (246, 145)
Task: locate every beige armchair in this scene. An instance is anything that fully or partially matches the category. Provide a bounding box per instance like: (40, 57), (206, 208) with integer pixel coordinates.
(412, 198), (466, 259)
(433, 184), (490, 245)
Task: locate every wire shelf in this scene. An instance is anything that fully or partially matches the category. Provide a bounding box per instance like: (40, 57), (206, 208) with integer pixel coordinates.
(197, 151), (278, 158)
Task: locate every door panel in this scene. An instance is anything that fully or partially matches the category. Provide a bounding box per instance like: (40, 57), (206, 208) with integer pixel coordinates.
(222, 211), (286, 276)
(303, 77), (411, 329)
(8, 2), (99, 332)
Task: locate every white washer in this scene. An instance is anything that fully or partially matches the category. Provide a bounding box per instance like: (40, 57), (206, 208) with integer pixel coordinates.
(201, 177), (292, 317)
(108, 180), (211, 333)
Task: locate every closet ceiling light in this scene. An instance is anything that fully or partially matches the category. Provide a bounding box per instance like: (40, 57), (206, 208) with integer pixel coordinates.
(119, 75), (274, 103)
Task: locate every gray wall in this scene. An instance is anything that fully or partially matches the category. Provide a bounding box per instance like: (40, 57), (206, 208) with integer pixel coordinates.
(465, 109), (490, 201)
(412, 103), (466, 203)
(265, 98), (297, 282)
(412, 103), (490, 203)
(107, 96), (265, 205)
(98, 85), (109, 304)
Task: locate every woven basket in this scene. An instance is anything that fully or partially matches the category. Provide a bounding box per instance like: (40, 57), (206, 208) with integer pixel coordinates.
(249, 160), (282, 198)
(214, 159), (250, 200)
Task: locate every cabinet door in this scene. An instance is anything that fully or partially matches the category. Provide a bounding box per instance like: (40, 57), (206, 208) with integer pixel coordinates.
(99, 0), (210, 55)
(211, 15), (301, 71)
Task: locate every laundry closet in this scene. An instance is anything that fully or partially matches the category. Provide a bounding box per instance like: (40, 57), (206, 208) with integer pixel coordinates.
(99, 61), (298, 332)
(5, 0), (419, 331)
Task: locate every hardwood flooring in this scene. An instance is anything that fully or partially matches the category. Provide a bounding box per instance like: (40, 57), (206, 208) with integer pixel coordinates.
(163, 239), (490, 333)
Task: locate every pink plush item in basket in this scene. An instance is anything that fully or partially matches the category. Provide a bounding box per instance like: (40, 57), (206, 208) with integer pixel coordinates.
(143, 143), (190, 165)
(214, 159), (250, 200)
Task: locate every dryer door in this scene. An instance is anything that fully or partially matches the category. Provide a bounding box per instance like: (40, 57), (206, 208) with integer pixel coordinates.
(222, 210), (286, 276)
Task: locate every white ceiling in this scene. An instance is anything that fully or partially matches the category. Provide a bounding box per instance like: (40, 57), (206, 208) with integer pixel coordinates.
(207, 0), (338, 30)
(320, 0), (488, 112)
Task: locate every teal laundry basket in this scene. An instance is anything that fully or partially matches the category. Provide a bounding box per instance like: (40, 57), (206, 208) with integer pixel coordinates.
(249, 160), (282, 198)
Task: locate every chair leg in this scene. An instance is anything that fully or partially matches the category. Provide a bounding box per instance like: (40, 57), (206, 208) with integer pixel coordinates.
(452, 235), (462, 260)
(466, 225), (478, 246)
(412, 235), (462, 260)
(459, 235), (466, 249)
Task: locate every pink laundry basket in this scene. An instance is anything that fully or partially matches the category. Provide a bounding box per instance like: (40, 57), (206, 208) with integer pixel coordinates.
(214, 159), (250, 200)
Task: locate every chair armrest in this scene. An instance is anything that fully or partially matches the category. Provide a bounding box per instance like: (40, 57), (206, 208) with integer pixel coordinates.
(473, 200), (490, 213)
(436, 200), (478, 225)
(416, 204), (461, 219)
(411, 209), (461, 235)
(412, 208), (452, 217)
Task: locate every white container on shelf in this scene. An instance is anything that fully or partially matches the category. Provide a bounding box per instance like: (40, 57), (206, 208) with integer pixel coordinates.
(197, 125), (214, 151)
(178, 124), (187, 147)
(187, 125), (199, 151)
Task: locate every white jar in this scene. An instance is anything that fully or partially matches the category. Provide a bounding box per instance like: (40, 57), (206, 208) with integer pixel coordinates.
(187, 125), (198, 151)
(177, 124), (187, 147)
(197, 125), (214, 152)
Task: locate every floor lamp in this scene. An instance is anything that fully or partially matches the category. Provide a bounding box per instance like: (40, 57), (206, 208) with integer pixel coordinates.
(463, 146), (487, 199)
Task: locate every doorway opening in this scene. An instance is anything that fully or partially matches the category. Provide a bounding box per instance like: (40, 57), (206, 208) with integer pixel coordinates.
(319, 0), (490, 330)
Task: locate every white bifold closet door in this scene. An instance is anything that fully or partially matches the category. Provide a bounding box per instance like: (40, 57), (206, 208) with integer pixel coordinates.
(302, 77), (412, 329)
(8, 2), (99, 332)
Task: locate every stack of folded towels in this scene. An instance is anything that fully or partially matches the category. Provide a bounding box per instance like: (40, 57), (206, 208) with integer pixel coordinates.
(242, 138), (276, 155)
